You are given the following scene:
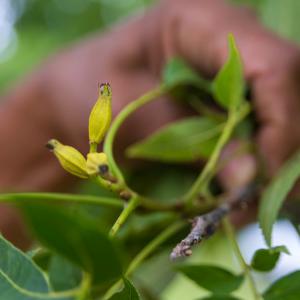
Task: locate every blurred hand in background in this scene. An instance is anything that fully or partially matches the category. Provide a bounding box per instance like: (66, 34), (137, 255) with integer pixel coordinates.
(1, 0), (300, 247)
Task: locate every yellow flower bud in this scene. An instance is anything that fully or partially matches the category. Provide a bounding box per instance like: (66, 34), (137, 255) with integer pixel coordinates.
(89, 83), (112, 145)
(46, 139), (88, 179)
(86, 152), (109, 176)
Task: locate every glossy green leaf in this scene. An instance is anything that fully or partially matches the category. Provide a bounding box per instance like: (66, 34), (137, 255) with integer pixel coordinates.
(21, 203), (123, 285)
(48, 255), (82, 292)
(127, 117), (222, 162)
(0, 235), (49, 293)
(110, 278), (140, 300)
(0, 235), (75, 299)
(259, 150), (300, 246)
(163, 57), (210, 90)
(251, 246), (289, 272)
(213, 34), (244, 109)
(176, 264), (243, 295)
(263, 271), (300, 300)
(0, 277), (73, 300)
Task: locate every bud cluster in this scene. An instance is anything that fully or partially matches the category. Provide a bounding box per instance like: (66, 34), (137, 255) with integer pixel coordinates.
(46, 83), (112, 180)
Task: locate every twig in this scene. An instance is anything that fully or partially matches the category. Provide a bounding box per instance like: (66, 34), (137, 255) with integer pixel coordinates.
(170, 183), (257, 259)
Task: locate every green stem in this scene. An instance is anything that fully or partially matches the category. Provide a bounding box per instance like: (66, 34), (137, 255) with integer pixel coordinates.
(107, 185), (207, 236)
(93, 176), (123, 194)
(103, 84), (167, 185)
(183, 103), (250, 206)
(223, 218), (261, 300)
(109, 195), (140, 237)
(94, 175), (183, 212)
(125, 221), (184, 275)
(183, 113), (237, 204)
(95, 178), (182, 214)
(0, 193), (123, 208)
(89, 142), (98, 153)
(77, 273), (91, 300)
(103, 222), (185, 300)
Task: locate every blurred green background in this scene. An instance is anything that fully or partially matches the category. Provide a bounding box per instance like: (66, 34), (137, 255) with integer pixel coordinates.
(1, 0), (300, 91)
(0, 0), (154, 90)
(1, 0), (300, 299)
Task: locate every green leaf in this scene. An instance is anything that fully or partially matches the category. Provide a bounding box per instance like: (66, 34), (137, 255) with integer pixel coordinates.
(259, 150), (300, 246)
(0, 276), (73, 300)
(48, 255), (82, 292)
(176, 264), (243, 295)
(110, 278), (140, 300)
(163, 57), (210, 90)
(251, 246), (289, 272)
(21, 203), (123, 285)
(213, 34), (244, 109)
(0, 234), (49, 293)
(127, 117), (222, 162)
(263, 270), (300, 300)
(0, 235), (75, 299)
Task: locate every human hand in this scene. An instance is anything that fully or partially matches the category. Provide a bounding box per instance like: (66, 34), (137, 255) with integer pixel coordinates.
(1, 0), (300, 245)
(3, 0), (300, 191)
(151, 0), (300, 182)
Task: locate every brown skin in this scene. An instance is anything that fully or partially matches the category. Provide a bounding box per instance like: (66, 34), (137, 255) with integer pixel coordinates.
(1, 0), (300, 248)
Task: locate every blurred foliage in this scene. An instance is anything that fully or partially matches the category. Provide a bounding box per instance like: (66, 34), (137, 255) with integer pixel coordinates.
(231, 0), (263, 9)
(261, 0), (300, 44)
(0, 0), (155, 90)
(233, 0), (300, 44)
(2, 0), (300, 91)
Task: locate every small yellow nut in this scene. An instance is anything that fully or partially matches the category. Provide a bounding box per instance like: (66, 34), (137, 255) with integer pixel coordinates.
(89, 83), (112, 145)
(46, 139), (88, 179)
(86, 152), (109, 176)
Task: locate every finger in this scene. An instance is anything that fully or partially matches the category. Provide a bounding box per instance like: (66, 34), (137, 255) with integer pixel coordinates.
(252, 57), (300, 175)
(218, 140), (257, 192)
(154, 0), (300, 175)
